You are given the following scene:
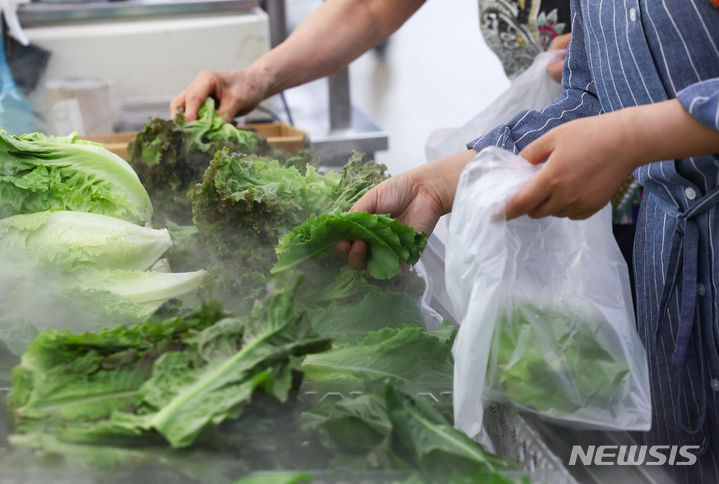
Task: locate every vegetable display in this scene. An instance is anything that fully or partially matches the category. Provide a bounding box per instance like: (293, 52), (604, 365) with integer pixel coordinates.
(9, 280), (331, 448)
(0, 103), (529, 484)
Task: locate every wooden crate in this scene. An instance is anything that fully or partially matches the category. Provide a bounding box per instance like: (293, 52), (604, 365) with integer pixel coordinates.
(240, 122), (307, 153)
(84, 122), (307, 160)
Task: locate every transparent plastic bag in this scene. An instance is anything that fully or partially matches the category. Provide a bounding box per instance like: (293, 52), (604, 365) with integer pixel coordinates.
(425, 50), (565, 162)
(446, 147), (651, 439)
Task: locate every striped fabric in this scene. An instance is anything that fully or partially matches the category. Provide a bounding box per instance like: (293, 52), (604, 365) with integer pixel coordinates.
(466, 1), (719, 482)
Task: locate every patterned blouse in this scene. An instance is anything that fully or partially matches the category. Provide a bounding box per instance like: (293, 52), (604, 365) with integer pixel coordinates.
(479, 0), (571, 78)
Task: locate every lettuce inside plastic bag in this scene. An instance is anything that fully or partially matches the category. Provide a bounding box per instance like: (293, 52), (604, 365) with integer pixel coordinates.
(447, 147), (651, 437)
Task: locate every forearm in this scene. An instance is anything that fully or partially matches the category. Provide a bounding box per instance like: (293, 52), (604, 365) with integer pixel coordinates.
(251, 0), (424, 96)
(620, 99), (719, 169)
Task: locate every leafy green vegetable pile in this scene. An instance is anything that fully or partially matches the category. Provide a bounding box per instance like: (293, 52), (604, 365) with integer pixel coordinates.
(0, 129), (207, 355)
(170, 146), (390, 316)
(5, 293), (518, 483)
(488, 302), (631, 417)
(9, 279), (331, 448)
(0, 102), (529, 484)
(127, 98), (318, 226)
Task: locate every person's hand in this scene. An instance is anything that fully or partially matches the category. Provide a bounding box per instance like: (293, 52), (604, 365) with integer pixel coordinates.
(546, 33), (571, 84)
(336, 172), (445, 270)
(337, 150), (478, 270)
(170, 68), (270, 121)
(505, 111), (640, 221)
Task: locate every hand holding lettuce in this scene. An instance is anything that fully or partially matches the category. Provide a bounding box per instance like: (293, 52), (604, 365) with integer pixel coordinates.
(273, 212), (427, 280)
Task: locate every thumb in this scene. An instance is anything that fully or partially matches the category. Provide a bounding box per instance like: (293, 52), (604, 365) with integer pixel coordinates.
(505, 167), (551, 221)
(519, 133), (554, 165)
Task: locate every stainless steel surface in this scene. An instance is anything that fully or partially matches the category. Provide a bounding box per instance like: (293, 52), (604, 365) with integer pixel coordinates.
(527, 416), (675, 484)
(265, 0), (287, 48)
(328, 68), (351, 131)
(283, 78), (388, 166)
(18, 0), (259, 26)
(483, 403), (579, 484)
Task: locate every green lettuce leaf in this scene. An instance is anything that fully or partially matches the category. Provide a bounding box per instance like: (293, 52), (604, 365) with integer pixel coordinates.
(489, 302), (631, 416)
(183, 98), (265, 157)
(273, 212), (428, 280)
(302, 326), (452, 385)
(385, 385), (518, 477)
(192, 151), (341, 244)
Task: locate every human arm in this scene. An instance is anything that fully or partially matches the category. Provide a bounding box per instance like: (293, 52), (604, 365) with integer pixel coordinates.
(505, 93), (719, 220)
(171, 0), (425, 120)
(340, 5), (595, 268)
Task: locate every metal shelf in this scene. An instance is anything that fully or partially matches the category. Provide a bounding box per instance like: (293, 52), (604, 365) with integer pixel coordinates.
(18, 0), (259, 26)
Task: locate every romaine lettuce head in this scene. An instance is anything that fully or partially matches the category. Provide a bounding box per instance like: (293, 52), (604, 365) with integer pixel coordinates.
(1, 210), (172, 271)
(0, 130), (152, 224)
(0, 259), (207, 354)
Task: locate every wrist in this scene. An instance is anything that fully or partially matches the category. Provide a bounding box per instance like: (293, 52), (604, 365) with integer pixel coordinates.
(247, 57), (278, 98)
(418, 149), (477, 215)
(611, 107), (648, 172)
